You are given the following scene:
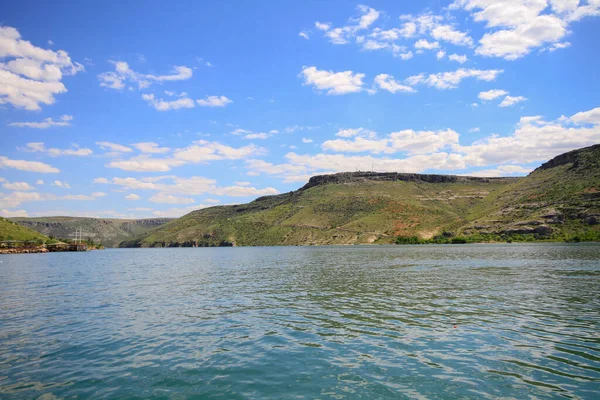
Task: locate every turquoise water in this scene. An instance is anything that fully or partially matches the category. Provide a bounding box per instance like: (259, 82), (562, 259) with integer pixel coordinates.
(1, 244), (599, 399)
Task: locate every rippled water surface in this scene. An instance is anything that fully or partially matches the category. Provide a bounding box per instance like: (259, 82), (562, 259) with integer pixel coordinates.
(1, 244), (600, 399)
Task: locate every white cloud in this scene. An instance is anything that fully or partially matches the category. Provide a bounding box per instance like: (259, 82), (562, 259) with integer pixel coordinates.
(448, 54), (468, 64)
(23, 142), (92, 157)
(0, 26), (83, 110)
(450, 0), (600, 60)
(406, 68), (503, 90)
(570, 107), (600, 125)
(431, 25), (474, 46)
(104, 175), (278, 198)
(499, 95), (528, 107)
(52, 180), (70, 189)
(374, 74), (416, 93)
(336, 127), (376, 138)
(142, 93), (195, 111)
(315, 22), (331, 31)
(96, 142), (134, 153)
(93, 177), (109, 184)
(244, 133), (269, 140)
(436, 50), (446, 59)
(0, 209), (28, 217)
(468, 127), (480, 133)
(106, 157), (186, 172)
(478, 89), (508, 101)
(453, 106), (600, 166)
(317, 5), (381, 45)
(98, 61), (192, 90)
(91, 192), (106, 197)
(300, 66), (365, 95)
(302, 138), (313, 143)
(173, 140), (265, 164)
(0, 156), (59, 173)
(469, 164), (533, 177)
(3, 181), (35, 191)
(9, 115), (72, 128)
(0, 190), (102, 209)
(125, 193), (141, 201)
(299, 31), (309, 40)
(132, 142), (170, 153)
(322, 129), (459, 155)
(196, 95), (233, 107)
(414, 39), (440, 49)
(547, 41), (571, 52)
(36, 180), (44, 185)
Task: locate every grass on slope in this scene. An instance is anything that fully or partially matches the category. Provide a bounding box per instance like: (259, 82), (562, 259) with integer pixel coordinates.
(124, 179), (515, 247)
(0, 218), (50, 242)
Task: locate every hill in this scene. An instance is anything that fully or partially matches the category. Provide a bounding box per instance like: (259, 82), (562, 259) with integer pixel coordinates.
(121, 144), (600, 247)
(0, 217), (50, 243)
(10, 217), (173, 247)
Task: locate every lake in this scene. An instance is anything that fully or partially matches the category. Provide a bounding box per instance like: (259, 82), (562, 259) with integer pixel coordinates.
(1, 244), (599, 399)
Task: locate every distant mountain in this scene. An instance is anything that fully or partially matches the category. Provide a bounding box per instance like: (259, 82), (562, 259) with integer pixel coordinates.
(120, 145), (600, 247)
(0, 217), (49, 243)
(10, 217), (173, 247)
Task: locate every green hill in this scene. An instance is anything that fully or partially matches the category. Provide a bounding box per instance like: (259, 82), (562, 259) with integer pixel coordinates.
(121, 144), (600, 247)
(10, 217), (173, 247)
(0, 217), (50, 243)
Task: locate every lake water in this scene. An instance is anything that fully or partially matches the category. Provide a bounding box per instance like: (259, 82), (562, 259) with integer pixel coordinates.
(1, 244), (599, 399)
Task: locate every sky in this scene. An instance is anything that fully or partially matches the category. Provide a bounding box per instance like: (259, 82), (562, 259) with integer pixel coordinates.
(1, 0), (599, 219)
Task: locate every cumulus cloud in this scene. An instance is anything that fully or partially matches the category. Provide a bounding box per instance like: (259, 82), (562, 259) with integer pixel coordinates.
(406, 68), (503, 90)
(0, 156), (59, 173)
(52, 180), (70, 188)
(414, 39), (440, 49)
(322, 129), (459, 155)
(3, 181), (35, 191)
(96, 142), (134, 153)
(142, 93), (195, 111)
(104, 140), (265, 172)
(448, 54), (468, 64)
(9, 115), (73, 128)
(499, 95), (528, 107)
(374, 74), (416, 93)
(453, 106), (600, 166)
(431, 25), (474, 46)
(98, 61), (192, 90)
(101, 175), (279, 199)
(196, 95), (233, 107)
(300, 66), (365, 95)
(315, 5), (381, 45)
(570, 107), (600, 125)
(478, 89), (508, 101)
(0, 26), (83, 110)
(132, 142), (170, 154)
(22, 142), (92, 157)
(149, 193), (195, 204)
(451, 0), (600, 60)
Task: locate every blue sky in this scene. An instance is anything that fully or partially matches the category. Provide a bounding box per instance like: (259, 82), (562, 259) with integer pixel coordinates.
(1, 0), (599, 218)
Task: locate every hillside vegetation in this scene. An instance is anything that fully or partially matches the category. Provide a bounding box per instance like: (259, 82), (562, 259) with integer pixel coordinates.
(0, 218), (50, 243)
(121, 144), (600, 247)
(10, 217), (173, 247)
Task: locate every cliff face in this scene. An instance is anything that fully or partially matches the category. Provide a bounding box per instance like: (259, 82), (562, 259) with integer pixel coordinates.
(10, 217), (173, 247)
(301, 171), (519, 190)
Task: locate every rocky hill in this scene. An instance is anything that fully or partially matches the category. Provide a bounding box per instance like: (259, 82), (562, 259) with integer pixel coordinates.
(11, 217), (173, 247)
(120, 144), (600, 247)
